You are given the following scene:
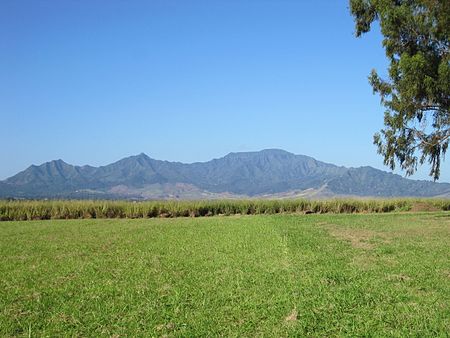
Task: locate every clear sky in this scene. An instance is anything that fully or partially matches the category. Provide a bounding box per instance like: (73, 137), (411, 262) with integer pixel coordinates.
(1, 0), (449, 182)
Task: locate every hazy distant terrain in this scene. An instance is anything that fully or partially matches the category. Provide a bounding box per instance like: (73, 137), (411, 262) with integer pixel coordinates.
(1, 149), (450, 199)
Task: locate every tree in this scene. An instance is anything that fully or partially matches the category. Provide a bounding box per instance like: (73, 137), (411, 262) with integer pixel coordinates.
(350, 0), (449, 180)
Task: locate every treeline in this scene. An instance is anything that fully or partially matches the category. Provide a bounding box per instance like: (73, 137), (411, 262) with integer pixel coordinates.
(1, 199), (449, 221)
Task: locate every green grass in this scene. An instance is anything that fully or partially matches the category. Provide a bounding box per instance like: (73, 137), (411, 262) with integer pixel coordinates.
(1, 213), (449, 336)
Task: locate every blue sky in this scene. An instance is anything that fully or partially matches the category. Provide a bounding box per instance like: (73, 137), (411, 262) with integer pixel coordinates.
(1, 0), (449, 182)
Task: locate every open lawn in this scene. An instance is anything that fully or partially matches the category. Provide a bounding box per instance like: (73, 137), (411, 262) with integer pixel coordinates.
(1, 213), (449, 336)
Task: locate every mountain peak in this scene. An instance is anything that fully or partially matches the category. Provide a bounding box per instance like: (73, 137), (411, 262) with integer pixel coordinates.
(225, 148), (294, 158)
(50, 159), (68, 165)
(260, 148), (293, 155)
(127, 153), (151, 161)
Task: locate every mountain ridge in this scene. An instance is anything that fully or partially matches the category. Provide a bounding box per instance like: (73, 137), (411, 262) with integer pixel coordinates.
(2, 149), (450, 199)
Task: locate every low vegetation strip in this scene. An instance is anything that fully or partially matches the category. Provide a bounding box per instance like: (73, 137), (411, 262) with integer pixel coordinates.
(0, 213), (448, 336)
(0, 199), (449, 221)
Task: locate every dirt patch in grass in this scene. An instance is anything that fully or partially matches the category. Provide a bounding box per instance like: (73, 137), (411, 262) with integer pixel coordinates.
(410, 202), (440, 212)
(387, 274), (412, 282)
(388, 220), (450, 239)
(351, 255), (377, 269)
(351, 254), (399, 270)
(323, 214), (449, 248)
(325, 226), (386, 250)
(284, 308), (297, 323)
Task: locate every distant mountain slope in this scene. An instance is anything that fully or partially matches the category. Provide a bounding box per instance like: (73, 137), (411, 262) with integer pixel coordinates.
(326, 166), (450, 197)
(1, 149), (450, 199)
(182, 150), (348, 195)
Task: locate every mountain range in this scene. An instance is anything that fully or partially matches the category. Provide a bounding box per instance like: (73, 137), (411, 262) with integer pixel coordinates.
(1, 149), (450, 199)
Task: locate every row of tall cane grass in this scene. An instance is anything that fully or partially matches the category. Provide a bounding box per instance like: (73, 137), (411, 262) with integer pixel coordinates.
(1, 199), (449, 221)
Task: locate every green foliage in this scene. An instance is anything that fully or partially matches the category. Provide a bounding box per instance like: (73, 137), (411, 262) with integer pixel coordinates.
(350, 0), (450, 179)
(0, 199), (449, 221)
(1, 213), (449, 335)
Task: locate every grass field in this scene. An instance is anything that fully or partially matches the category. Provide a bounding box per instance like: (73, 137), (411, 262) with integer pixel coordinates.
(1, 212), (449, 336)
